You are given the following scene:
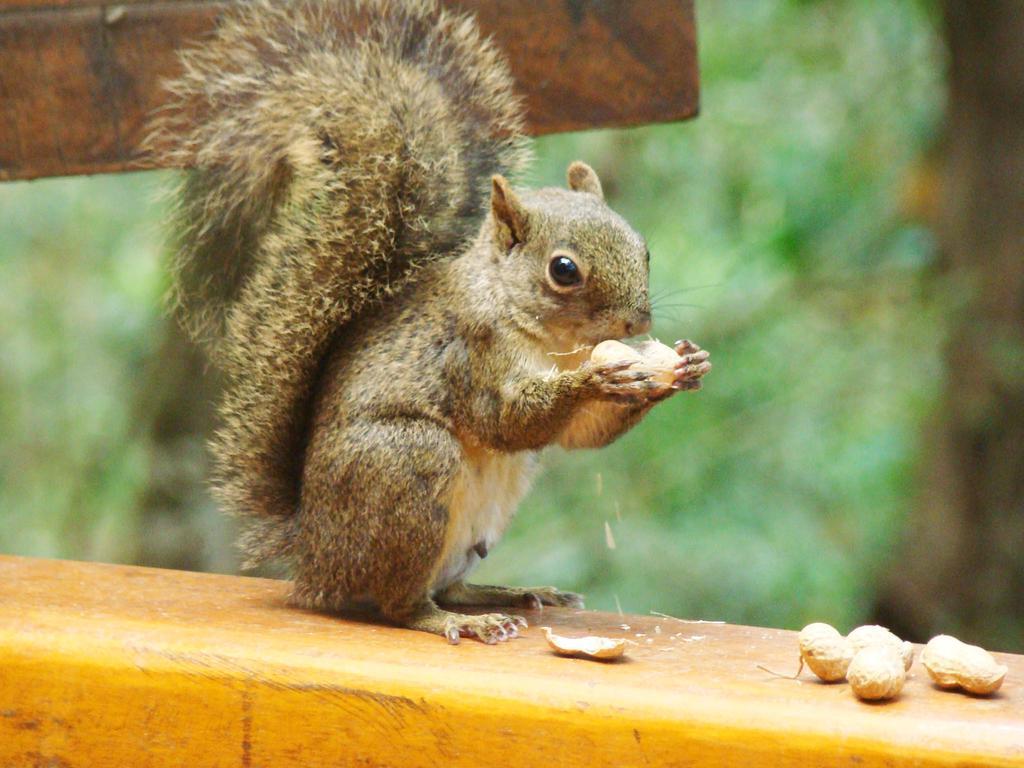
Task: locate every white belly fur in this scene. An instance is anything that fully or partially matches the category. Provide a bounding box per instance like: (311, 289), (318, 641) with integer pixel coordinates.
(430, 342), (566, 592)
(432, 444), (539, 592)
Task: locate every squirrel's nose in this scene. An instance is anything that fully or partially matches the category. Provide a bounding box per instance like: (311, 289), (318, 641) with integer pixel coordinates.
(625, 311), (652, 337)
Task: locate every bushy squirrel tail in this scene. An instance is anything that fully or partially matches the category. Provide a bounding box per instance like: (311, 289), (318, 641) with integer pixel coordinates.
(150, 0), (529, 566)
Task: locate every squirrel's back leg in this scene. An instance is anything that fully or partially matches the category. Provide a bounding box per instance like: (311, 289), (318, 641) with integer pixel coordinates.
(295, 417), (524, 643)
(436, 581), (584, 611)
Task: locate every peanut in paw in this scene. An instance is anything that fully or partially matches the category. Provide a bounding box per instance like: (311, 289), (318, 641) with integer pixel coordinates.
(847, 645), (906, 701)
(921, 634), (1007, 695)
(591, 339), (677, 384)
(634, 340), (682, 386)
(590, 339), (644, 364)
(798, 622), (855, 682)
(588, 341), (668, 402)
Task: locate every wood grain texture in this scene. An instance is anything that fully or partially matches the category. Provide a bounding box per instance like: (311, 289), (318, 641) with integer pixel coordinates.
(0, 555), (1022, 767)
(0, 0), (699, 181)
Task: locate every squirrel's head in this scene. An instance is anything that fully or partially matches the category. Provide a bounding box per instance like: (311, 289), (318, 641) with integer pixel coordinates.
(488, 162), (651, 347)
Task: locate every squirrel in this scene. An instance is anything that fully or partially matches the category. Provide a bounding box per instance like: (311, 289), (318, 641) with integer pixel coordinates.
(151, 0), (711, 644)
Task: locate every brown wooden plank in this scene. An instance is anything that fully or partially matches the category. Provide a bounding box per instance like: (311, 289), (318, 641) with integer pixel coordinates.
(1, 555), (1023, 767)
(0, 0), (699, 181)
(1, 0), (169, 9)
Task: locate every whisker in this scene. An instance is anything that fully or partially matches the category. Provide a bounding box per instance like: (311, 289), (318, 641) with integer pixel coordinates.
(652, 310), (686, 324)
(651, 301), (705, 310)
(649, 288), (677, 304)
(650, 282), (722, 302)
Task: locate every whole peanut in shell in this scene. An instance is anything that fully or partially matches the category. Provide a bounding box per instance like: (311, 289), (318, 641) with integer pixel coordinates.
(847, 645), (907, 701)
(847, 624), (914, 671)
(798, 623), (855, 682)
(921, 635), (1007, 695)
(635, 340), (682, 386)
(590, 339), (679, 386)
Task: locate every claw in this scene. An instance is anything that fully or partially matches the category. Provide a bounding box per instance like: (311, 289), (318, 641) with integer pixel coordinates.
(610, 372), (646, 383)
(676, 361), (711, 381)
(594, 359), (637, 375)
(677, 350), (710, 366)
(675, 339), (701, 356)
(445, 626), (461, 645)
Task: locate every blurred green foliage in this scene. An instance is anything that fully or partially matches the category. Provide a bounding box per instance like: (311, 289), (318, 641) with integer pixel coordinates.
(0, 1), (944, 632)
(1, 174), (166, 563)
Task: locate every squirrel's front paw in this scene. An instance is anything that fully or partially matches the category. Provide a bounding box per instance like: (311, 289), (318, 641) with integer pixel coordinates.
(585, 359), (664, 405)
(671, 340), (711, 392)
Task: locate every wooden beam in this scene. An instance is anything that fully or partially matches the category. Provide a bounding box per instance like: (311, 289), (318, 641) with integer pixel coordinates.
(0, 0), (699, 182)
(1, 555), (1022, 767)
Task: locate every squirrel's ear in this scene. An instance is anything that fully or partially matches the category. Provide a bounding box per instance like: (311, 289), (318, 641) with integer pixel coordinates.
(567, 161), (604, 199)
(491, 175), (530, 248)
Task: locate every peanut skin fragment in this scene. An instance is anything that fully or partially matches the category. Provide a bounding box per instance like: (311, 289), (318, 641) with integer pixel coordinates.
(922, 635), (1007, 695)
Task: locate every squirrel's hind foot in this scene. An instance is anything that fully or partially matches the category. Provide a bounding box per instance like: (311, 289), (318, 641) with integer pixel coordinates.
(516, 587), (585, 611)
(403, 602), (526, 645)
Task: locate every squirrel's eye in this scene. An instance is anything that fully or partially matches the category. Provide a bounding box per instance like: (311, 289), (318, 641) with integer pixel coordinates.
(549, 255), (581, 287)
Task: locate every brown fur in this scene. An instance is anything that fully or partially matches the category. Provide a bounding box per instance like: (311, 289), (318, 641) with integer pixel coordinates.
(155, 0), (710, 643)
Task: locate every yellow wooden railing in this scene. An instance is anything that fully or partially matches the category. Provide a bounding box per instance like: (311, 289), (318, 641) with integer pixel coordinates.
(1, 555), (1022, 767)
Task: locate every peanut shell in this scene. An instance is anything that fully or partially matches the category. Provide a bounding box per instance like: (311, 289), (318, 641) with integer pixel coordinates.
(847, 624), (914, 671)
(798, 623), (854, 682)
(847, 645), (906, 701)
(590, 339), (679, 386)
(542, 627), (627, 660)
(921, 634), (1007, 695)
(635, 340), (681, 386)
(590, 340), (642, 364)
